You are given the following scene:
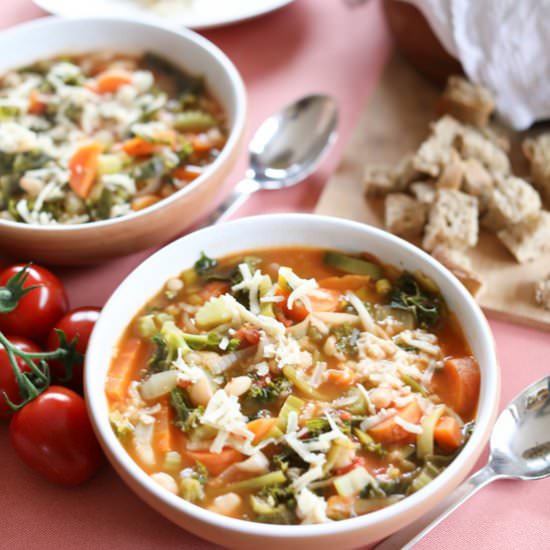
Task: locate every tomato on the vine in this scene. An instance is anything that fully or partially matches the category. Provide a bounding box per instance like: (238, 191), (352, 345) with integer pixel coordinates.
(9, 386), (103, 485)
(0, 336), (42, 417)
(0, 264), (68, 342)
(47, 307), (101, 391)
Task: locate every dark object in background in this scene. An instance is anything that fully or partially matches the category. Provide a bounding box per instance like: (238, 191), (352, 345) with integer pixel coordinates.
(383, 0), (463, 85)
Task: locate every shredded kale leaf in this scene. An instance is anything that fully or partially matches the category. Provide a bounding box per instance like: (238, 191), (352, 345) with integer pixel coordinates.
(332, 323), (361, 356)
(388, 272), (442, 328)
(247, 377), (292, 403)
(147, 333), (169, 373)
(194, 251), (218, 276)
(170, 387), (204, 432)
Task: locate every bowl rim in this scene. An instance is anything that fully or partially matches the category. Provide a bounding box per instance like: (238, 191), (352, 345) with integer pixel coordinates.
(85, 213), (500, 539)
(0, 15), (247, 233)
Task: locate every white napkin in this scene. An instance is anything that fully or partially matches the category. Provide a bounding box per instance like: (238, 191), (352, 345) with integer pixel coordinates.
(403, 0), (550, 130)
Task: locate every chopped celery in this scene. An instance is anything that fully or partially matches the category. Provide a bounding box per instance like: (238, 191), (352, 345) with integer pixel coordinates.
(333, 466), (371, 497)
(259, 275), (275, 317)
(138, 314), (157, 338)
(282, 365), (327, 401)
(416, 406), (445, 459)
(109, 410), (133, 442)
(409, 462), (441, 493)
(250, 495), (293, 524)
(375, 278), (392, 295)
(163, 451), (182, 471)
(401, 374), (428, 396)
(354, 428), (386, 457)
(277, 395), (304, 431)
(182, 268), (198, 287)
(174, 110), (217, 131)
(224, 471), (286, 493)
(324, 437), (356, 474)
(179, 477), (205, 503)
(354, 496), (402, 514)
(324, 251), (384, 280)
(195, 297), (234, 329)
(160, 320), (191, 360)
(98, 154), (124, 175)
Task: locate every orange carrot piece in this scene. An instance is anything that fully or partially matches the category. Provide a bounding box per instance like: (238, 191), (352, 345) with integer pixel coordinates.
(247, 417), (278, 444)
(368, 400), (422, 444)
(172, 165), (203, 182)
(130, 195), (161, 211)
(154, 398), (173, 454)
(105, 338), (143, 403)
(96, 70), (133, 94)
(68, 142), (104, 199)
(123, 131), (177, 157)
(318, 275), (373, 291)
(198, 281), (230, 302)
(431, 356), (480, 416)
(28, 89), (46, 115)
(434, 416), (463, 452)
(191, 133), (215, 154)
(325, 369), (355, 388)
(186, 448), (244, 476)
(282, 287), (341, 322)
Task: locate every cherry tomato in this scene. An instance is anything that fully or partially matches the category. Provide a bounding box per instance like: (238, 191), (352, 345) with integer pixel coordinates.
(0, 336), (41, 417)
(0, 264), (68, 342)
(9, 386), (103, 485)
(47, 307), (101, 391)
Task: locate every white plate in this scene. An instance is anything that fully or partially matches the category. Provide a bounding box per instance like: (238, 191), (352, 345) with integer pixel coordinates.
(33, 0), (295, 29)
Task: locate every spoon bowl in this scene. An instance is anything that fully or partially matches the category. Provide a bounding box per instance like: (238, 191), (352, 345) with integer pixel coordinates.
(205, 94), (338, 224)
(490, 376), (550, 480)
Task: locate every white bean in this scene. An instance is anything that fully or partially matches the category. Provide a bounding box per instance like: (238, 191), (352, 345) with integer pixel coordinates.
(369, 387), (393, 409)
(207, 493), (242, 517)
(19, 176), (44, 197)
(166, 277), (184, 293)
(225, 376), (252, 397)
(150, 472), (178, 494)
(188, 376), (213, 407)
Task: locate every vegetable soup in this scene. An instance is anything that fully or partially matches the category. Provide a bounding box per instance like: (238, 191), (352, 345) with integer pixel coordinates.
(0, 52), (226, 225)
(106, 248), (480, 524)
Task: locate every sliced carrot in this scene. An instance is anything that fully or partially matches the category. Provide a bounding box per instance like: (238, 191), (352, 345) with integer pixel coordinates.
(130, 195), (161, 211)
(368, 400), (422, 444)
(123, 130), (177, 157)
(431, 356), (480, 416)
(28, 89), (46, 115)
(172, 165), (203, 182)
(68, 142), (104, 199)
(154, 398), (173, 454)
(434, 416), (462, 453)
(96, 70), (133, 94)
(186, 448), (244, 476)
(326, 369), (355, 387)
(105, 338), (143, 403)
(247, 417), (278, 444)
(318, 275), (373, 291)
(198, 281), (230, 302)
(279, 287), (341, 323)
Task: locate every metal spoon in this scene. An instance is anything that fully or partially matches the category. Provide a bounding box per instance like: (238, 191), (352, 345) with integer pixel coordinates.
(204, 94), (338, 225)
(376, 376), (550, 550)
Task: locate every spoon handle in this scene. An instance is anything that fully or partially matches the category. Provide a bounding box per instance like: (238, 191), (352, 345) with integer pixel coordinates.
(374, 465), (498, 550)
(202, 179), (260, 226)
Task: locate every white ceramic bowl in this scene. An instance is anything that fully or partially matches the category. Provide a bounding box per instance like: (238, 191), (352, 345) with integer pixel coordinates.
(85, 214), (500, 550)
(0, 17), (246, 265)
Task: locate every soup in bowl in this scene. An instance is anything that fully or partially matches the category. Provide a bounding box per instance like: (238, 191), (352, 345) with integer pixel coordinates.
(86, 214), (499, 549)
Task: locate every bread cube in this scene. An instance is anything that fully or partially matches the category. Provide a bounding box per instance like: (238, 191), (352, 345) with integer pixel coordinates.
(462, 158), (494, 210)
(410, 181), (436, 205)
(436, 148), (464, 190)
(422, 189), (479, 251)
(482, 176), (541, 232)
(437, 76), (495, 128)
(364, 165), (395, 197)
(384, 193), (427, 238)
(535, 275), (550, 310)
(497, 211), (550, 263)
(431, 244), (483, 296)
(523, 134), (550, 205)
(456, 128), (510, 175)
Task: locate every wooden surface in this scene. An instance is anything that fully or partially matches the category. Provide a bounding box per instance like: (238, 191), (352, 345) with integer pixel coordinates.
(316, 53), (550, 331)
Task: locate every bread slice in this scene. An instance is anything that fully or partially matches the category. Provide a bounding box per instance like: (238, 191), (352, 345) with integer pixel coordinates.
(497, 211), (550, 263)
(523, 134), (550, 206)
(422, 189), (479, 251)
(437, 76), (495, 128)
(482, 176), (541, 232)
(431, 244), (483, 296)
(410, 181), (436, 205)
(456, 127), (510, 175)
(384, 193), (427, 238)
(462, 157), (494, 211)
(535, 275), (550, 310)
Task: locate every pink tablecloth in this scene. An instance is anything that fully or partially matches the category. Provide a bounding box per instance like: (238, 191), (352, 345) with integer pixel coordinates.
(0, 2), (549, 549)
